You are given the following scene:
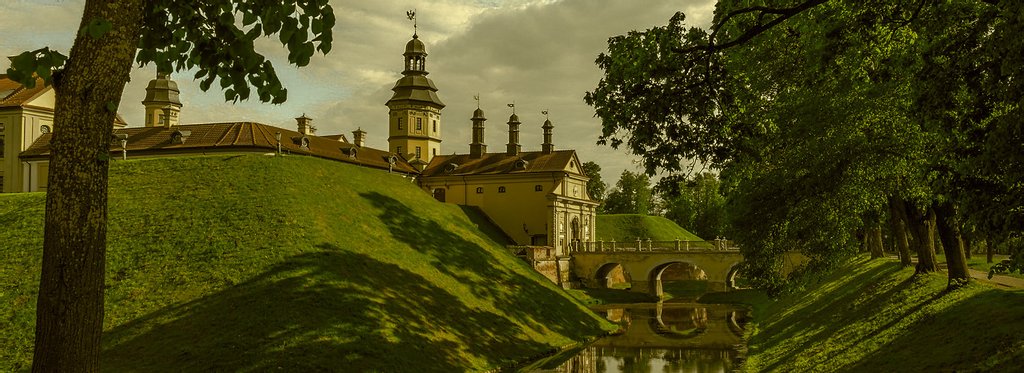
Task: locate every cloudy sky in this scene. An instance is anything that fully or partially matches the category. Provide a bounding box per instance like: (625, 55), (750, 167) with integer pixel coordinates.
(0, 0), (715, 184)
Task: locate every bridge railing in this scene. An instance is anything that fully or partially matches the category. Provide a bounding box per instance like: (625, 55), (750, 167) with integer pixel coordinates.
(568, 239), (740, 254)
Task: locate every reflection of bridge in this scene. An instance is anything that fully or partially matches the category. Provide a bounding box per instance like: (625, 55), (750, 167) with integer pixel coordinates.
(591, 303), (744, 349)
(569, 241), (806, 296)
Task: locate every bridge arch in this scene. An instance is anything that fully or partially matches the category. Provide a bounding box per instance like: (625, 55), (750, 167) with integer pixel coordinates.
(646, 260), (708, 297)
(725, 263), (746, 290)
(594, 262), (632, 289)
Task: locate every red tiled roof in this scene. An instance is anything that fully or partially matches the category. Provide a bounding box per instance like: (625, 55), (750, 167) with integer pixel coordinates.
(0, 75), (50, 108)
(420, 150), (579, 177)
(19, 122), (418, 174)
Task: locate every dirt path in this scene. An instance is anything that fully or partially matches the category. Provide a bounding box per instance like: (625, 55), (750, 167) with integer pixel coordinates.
(967, 268), (1024, 289)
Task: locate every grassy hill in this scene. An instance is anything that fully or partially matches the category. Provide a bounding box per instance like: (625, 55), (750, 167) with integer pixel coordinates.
(0, 154), (613, 372)
(596, 214), (704, 242)
(703, 256), (1024, 371)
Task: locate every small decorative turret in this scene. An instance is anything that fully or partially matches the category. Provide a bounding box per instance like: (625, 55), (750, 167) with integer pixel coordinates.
(470, 107), (487, 158)
(352, 127), (366, 147)
(544, 109), (552, 154)
(296, 114), (316, 136)
(506, 110), (521, 156)
(142, 70), (182, 128)
(542, 113), (554, 154)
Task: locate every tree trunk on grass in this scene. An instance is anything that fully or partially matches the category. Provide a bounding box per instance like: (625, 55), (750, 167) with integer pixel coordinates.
(32, 2), (144, 372)
(888, 197), (913, 267)
(869, 226), (885, 259)
(903, 200), (939, 273)
(934, 202), (971, 289)
(987, 237), (994, 264)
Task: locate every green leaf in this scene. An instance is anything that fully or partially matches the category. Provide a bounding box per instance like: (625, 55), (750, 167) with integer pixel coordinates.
(106, 101), (117, 113)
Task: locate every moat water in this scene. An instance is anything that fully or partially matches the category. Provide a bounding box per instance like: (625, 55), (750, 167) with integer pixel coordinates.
(522, 300), (748, 373)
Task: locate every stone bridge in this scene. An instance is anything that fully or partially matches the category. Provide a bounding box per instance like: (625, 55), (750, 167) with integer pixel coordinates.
(569, 240), (807, 296)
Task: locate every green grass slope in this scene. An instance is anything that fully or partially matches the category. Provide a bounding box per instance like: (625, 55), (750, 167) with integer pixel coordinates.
(595, 214), (704, 242)
(743, 256), (1024, 372)
(0, 154), (612, 372)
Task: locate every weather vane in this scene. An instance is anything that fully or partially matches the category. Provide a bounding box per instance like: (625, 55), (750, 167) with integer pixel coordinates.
(507, 101), (516, 115)
(406, 9), (417, 36)
(542, 110), (549, 119)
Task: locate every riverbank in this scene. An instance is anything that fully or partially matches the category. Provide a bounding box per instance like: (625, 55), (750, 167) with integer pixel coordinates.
(717, 256), (1024, 371)
(0, 155), (615, 371)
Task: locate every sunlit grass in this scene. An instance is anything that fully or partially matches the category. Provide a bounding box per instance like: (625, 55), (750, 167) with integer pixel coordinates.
(596, 214), (704, 242)
(0, 154), (615, 372)
(743, 255), (1024, 372)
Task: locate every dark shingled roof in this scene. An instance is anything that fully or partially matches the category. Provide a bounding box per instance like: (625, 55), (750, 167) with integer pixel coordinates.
(20, 122), (417, 174)
(420, 150), (580, 177)
(0, 75), (50, 108)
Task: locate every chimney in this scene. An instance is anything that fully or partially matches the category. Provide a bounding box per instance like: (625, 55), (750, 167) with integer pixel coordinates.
(470, 108), (487, 158)
(506, 113), (521, 156)
(296, 114), (316, 136)
(541, 118), (554, 154)
(352, 127), (366, 147)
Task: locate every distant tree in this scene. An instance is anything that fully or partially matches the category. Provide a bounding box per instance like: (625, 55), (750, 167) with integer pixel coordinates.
(581, 161), (607, 203)
(7, 1), (335, 370)
(604, 170), (653, 215)
(660, 172), (729, 240)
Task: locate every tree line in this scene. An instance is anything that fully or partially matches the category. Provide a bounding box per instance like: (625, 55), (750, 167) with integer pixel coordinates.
(585, 0), (1023, 293)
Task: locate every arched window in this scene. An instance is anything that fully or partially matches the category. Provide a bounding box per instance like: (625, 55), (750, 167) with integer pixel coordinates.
(534, 185), (543, 192)
(475, 187), (483, 194)
(416, 117), (423, 130)
(498, 186), (506, 193)
(397, 118), (403, 130)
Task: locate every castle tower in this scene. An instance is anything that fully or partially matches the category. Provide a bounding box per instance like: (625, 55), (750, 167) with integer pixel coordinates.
(470, 107), (487, 158)
(142, 70), (182, 128)
(542, 118), (554, 154)
(386, 32), (445, 161)
(506, 113), (521, 156)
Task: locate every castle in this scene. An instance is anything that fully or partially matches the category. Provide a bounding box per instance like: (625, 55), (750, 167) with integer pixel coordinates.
(1, 31), (597, 263)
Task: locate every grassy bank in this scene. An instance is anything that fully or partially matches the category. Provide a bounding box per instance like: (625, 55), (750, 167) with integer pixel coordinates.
(596, 214), (703, 242)
(0, 154), (614, 372)
(741, 255), (1024, 372)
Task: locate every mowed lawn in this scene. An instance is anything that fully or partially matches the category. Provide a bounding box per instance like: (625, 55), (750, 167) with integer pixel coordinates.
(0, 154), (613, 372)
(726, 256), (1024, 372)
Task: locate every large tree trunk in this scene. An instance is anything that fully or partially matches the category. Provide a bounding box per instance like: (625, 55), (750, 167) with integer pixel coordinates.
(987, 236), (994, 264)
(888, 197), (913, 267)
(32, 2), (144, 372)
(934, 202), (971, 289)
(869, 225), (885, 259)
(902, 199), (939, 273)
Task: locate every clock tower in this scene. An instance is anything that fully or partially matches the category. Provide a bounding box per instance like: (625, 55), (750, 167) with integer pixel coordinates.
(386, 32), (445, 163)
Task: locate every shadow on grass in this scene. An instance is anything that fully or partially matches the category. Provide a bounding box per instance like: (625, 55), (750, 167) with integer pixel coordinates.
(756, 261), (908, 371)
(102, 246), (574, 372)
(843, 288), (1024, 372)
(359, 191), (609, 339)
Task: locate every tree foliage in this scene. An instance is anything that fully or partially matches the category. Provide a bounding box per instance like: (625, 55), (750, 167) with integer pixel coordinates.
(580, 161), (607, 203)
(603, 170), (653, 215)
(587, 0), (1023, 290)
(660, 172), (730, 240)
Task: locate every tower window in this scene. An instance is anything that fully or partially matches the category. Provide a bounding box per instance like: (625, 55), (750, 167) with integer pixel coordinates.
(396, 146), (403, 155)
(476, 187), (483, 194)
(535, 185), (543, 192)
(415, 146), (422, 159)
(433, 120), (437, 132)
(433, 148), (437, 156)
(397, 118), (403, 130)
(498, 186), (506, 193)
(416, 118), (423, 130)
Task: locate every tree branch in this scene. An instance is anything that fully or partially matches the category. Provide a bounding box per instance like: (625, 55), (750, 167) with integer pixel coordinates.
(674, 0), (832, 54)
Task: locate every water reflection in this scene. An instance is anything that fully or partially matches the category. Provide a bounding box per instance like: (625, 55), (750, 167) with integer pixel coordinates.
(528, 303), (746, 373)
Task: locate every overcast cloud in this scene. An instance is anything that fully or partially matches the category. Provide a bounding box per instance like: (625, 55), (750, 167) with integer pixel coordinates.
(0, 0), (715, 184)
